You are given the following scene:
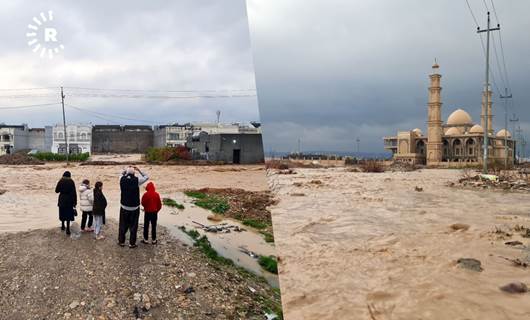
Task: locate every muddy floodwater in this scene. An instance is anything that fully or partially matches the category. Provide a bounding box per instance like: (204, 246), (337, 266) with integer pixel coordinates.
(268, 168), (530, 320)
(0, 155), (277, 286)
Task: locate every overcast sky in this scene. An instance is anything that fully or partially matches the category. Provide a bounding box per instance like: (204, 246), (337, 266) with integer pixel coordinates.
(247, 0), (530, 154)
(0, 0), (259, 127)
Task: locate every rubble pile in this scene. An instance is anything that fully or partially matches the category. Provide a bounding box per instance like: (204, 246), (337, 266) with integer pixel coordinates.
(454, 173), (530, 192)
(0, 153), (44, 165)
(189, 188), (276, 230)
(386, 161), (418, 172)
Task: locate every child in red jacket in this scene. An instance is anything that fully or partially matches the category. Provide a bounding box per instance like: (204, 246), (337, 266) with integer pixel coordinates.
(141, 182), (162, 244)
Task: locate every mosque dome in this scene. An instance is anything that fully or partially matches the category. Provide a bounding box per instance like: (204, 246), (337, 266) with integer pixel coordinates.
(412, 128), (422, 136)
(496, 129), (511, 138)
(447, 109), (473, 126)
(469, 124), (484, 134)
(445, 127), (462, 136)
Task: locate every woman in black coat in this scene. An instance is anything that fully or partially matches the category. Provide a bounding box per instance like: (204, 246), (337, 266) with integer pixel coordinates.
(55, 171), (77, 235)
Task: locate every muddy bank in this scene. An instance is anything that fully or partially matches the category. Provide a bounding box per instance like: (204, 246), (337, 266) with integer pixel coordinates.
(268, 168), (530, 320)
(0, 219), (281, 320)
(186, 188), (276, 232)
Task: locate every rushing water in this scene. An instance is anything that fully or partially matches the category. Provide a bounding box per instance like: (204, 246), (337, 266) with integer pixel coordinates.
(269, 168), (530, 320)
(0, 161), (277, 287)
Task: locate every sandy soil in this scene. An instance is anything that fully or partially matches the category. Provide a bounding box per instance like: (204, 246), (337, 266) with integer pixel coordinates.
(268, 168), (530, 320)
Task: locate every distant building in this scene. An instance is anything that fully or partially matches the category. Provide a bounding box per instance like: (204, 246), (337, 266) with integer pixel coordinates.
(186, 132), (264, 164)
(154, 123), (195, 147)
(384, 63), (515, 166)
(0, 124), (29, 155)
(92, 125), (153, 154)
(192, 122), (262, 134)
(52, 124), (92, 154)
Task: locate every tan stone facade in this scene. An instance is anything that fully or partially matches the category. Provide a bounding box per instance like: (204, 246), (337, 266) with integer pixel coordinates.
(384, 63), (516, 166)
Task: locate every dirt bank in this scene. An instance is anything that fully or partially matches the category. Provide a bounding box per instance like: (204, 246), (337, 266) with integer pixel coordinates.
(0, 220), (280, 320)
(268, 168), (530, 320)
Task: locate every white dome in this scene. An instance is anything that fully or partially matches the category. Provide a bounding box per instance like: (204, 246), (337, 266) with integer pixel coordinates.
(412, 128), (423, 136)
(496, 129), (511, 138)
(469, 124), (484, 134)
(445, 127), (462, 136)
(447, 109), (473, 126)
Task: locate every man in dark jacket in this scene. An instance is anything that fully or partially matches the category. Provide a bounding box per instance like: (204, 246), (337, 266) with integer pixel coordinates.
(55, 171), (77, 235)
(118, 166), (149, 248)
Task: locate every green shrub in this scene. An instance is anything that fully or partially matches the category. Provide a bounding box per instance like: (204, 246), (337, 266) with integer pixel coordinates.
(243, 219), (268, 230)
(185, 191), (229, 214)
(162, 198), (185, 209)
(31, 152), (89, 162)
(258, 256), (278, 274)
(260, 231), (274, 243)
(184, 191), (208, 199)
(145, 146), (191, 162)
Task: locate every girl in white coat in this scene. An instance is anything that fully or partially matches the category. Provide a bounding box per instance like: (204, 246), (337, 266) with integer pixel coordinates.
(79, 179), (94, 232)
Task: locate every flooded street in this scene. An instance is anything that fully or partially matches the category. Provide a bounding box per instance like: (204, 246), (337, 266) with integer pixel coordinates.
(0, 157), (277, 285)
(268, 168), (530, 320)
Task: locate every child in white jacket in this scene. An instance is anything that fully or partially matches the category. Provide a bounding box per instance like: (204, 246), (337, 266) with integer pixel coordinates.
(79, 179), (94, 232)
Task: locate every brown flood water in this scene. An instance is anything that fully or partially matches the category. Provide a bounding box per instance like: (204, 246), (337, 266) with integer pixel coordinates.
(268, 168), (530, 320)
(0, 156), (277, 286)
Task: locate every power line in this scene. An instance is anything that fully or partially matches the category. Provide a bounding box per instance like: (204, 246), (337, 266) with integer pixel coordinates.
(64, 86), (256, 93)
(65, 92), (256, 99)
(0, 102), (60, 110)
(0, 87), (57, 91)
(465, 0), (480, 26)
(66, 103), (158, 124)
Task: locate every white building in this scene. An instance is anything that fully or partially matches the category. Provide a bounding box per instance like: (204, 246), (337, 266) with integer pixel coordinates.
(0, 124), (29, 155)
(52, 124), (92, 154)
(154, 123), (195, 147)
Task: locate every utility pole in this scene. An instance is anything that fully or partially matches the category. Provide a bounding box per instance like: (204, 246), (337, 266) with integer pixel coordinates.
(516, 126), (523, 161)
(477, 11), (500, 173)
(61, 86), (69, 165)
(500, 88), (512, 168)
(356, 137), (360, 155)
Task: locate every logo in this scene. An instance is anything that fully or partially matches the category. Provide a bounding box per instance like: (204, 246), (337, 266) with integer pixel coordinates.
(26, 10), (64, 59)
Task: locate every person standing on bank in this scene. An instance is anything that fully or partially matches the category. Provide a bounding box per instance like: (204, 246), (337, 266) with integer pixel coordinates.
(141, 182), (162, 245)
(79, 179), (94, 232)
(118, 166), (149, 248)
(92, 181), (107, 240)
(55, 171), (77, 235)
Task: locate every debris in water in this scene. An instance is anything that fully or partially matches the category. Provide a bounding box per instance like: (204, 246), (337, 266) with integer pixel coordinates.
(504, 240), (523, 246)
(450, 223), (470, 231)
(499, 282), (528, 294)
(265, 312), (278, 320)
(239, 246), (259, 259)
(207, 214), (223, 222)
(456, 258), (483, 272)
(498, 256), (529, 268)
(290, 193), (306, 197)
(192, 221), (244, 233)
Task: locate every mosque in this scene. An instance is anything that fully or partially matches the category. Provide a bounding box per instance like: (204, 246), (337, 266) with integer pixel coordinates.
(384, 62), (516, 166)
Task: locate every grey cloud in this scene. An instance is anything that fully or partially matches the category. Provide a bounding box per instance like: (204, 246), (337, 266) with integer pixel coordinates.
(0, 0), (258, 127)
(248, 0), (530, 154)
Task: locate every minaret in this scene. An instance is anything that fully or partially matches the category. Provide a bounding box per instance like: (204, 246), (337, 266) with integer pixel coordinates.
(426, 61), (443, 165)
(481, 88), (493, 135)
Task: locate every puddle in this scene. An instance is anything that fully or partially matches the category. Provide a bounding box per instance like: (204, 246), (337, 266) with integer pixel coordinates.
(158, 192), (279, 287)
